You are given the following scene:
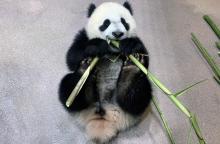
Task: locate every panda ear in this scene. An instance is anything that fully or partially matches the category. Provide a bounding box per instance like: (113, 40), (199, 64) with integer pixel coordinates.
(87, 3), (96, 17)
(123, 2), (133, 15)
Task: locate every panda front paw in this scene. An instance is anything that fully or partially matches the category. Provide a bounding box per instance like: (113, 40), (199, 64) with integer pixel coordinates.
(120, 38), (142, 56)
(85, 38), (114, 57)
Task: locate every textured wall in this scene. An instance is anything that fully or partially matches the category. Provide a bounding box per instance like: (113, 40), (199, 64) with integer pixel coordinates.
(0, 0), (220, 144)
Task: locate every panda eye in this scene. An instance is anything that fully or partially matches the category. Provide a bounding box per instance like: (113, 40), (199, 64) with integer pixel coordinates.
(121, 18), (130, 31)
(99, 19), (111, 31)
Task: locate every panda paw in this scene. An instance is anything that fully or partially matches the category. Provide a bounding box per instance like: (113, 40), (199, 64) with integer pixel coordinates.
(120, 38), (140, 55)
(85, 38), (114, 57)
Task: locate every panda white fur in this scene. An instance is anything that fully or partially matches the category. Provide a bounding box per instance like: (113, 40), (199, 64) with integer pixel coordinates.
(59, 2), (152, 143)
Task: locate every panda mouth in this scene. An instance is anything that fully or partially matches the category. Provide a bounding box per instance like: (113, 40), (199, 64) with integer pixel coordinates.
(106, 37), (120, 44)
(111, 37), (123, 41)
(106, 37), (121, 53)
(106, 36), (123, 41)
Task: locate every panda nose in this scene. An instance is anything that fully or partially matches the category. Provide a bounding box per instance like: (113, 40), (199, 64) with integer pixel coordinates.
(112, 31), (124, 38)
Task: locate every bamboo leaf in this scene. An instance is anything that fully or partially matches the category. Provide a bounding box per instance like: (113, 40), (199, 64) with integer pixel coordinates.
(66, 57), (99, 107)
(173, 79), (207, 97)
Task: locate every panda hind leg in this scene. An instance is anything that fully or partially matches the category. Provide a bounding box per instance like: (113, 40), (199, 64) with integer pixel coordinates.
(117, 74), (152, 115)
(59, 72), (89, 112)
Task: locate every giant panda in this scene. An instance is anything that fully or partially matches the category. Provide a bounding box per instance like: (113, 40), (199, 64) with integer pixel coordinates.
(59, 2), (152, 143)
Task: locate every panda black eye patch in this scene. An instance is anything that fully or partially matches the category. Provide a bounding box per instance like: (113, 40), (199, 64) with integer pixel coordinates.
(99, 19), (111, 31)
(121, 18), (130, 31)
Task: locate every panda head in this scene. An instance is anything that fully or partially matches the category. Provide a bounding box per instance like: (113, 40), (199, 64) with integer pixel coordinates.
(85, 2), (137, 40)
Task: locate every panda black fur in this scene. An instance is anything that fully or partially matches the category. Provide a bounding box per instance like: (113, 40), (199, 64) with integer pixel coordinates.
(59, 2), (152, 143)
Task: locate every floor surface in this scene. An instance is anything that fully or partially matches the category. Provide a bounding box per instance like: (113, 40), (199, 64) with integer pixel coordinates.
(0, 0), (220, 144)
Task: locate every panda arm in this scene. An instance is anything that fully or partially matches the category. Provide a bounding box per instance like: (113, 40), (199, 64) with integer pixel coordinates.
(83, 38), (114, 57)
(61, 29), (113, 111)
(120, 37), (149, 67)
(66, 29), (89, 71)
(67, 29), (114, 71)
(117, 37), (151, 115)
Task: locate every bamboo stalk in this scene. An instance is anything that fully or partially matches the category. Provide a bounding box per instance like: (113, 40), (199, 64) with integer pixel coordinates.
(66, 57), (99, 107)
(129, 55), (206, 144)
(152, 96), (176, 144)
(203, 15), (220, 39)
(191, 33), (220, 83)
(128, 54), (148, 75)
(109, 40), (206, 144)
(145, 69), (191, 117)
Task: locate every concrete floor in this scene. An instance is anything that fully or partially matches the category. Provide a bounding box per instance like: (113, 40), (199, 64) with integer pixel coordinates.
(0, 0), (220, 144)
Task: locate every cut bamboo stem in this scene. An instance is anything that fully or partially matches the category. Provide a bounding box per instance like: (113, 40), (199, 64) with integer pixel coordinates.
(203, 15), (220, 39)
(152, 96), (176, 144)
(191, 33), (220, 83)
(66, 57), (99, 107)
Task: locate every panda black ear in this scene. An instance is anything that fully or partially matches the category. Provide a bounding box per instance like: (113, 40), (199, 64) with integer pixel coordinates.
(87, 3), (96, 17)
(123, 2), (133, 15)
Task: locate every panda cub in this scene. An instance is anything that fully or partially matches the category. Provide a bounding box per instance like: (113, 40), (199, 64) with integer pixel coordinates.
(59, 2), (152, 143)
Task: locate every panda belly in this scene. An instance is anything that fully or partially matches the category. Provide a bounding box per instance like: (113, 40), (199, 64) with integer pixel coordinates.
(96, 57), (123, 101)
(95, 56), (141, 100)
(79, 56), (142, 143)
